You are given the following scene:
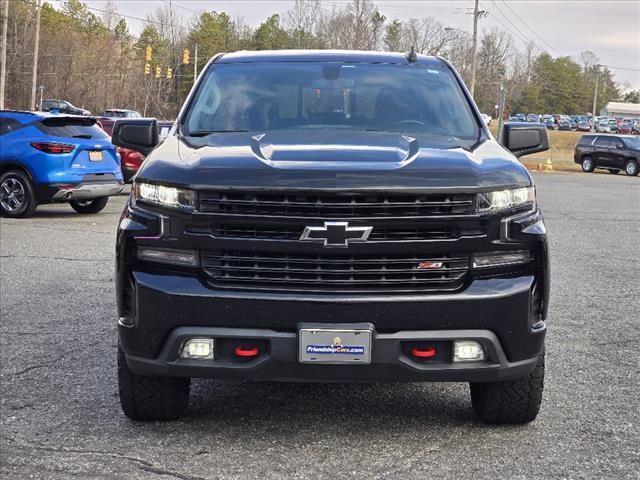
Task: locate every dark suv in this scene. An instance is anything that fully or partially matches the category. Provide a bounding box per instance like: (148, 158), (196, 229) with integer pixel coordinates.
(112, 50), (550, 424)
(574, 134), (640, 176)
(41, 99), (91, 116)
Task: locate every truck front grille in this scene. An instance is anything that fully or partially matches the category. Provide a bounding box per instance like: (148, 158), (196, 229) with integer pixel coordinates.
(186, 224), (484, 242)
(201, 250), (470, 294)
(199, 191), (475, 217)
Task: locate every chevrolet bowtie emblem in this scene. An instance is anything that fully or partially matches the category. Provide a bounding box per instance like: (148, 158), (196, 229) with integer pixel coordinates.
(300, 222), (373, 248)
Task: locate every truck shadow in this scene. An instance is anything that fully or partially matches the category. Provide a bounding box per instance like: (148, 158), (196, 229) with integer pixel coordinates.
(183, 379), (476, 428)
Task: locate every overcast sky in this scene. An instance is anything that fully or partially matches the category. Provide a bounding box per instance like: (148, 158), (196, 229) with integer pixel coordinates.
(81, 0), (640, 89)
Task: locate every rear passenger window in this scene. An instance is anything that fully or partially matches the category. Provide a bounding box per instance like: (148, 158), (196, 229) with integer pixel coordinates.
(594, 137), (611, 147)
(0, 117), (23, 135)
(37, 118), (109, 139)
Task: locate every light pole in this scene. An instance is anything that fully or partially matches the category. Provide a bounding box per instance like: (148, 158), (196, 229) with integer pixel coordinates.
(443, 27), (469, 68)
(193, 44), (198, 86)
(497, 66), (506, 137)
(591, 64), (602, 132)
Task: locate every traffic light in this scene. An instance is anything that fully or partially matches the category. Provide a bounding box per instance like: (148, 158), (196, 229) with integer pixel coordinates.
(145, 46), (152, 62)
(182, 48), (190, 64)
(144, 63), (150, 75)
(166, 67), (173, 80)
(155, 66), (161, 79)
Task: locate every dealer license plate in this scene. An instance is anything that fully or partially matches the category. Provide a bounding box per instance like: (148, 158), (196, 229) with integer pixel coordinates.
(299, 325), (372, 365)
(89, 151), (103, 162)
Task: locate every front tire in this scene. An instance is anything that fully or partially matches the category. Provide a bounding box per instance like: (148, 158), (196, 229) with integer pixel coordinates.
(624, 160), (639, 177)
(581, 156), (595, 173)
(118, 344), (190, 421)
(69, 197), (109, 214)
(470, 351), (544, 424)
(0, 170), (37, 218)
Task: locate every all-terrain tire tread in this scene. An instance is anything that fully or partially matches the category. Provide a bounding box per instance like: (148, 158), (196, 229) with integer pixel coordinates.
(117, 345), (190, 421)
(470, 352), (545, 424)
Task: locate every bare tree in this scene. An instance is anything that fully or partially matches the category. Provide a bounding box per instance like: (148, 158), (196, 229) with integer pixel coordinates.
(316, 0), (384, 50)
(475, 28), (514, 112)
(401, 18), (448, 55)
(578, 50), (599, 73)
(284, 0), (321, 48)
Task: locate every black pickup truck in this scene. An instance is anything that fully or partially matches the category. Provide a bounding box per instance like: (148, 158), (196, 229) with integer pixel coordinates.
(112, 50), (550, 423)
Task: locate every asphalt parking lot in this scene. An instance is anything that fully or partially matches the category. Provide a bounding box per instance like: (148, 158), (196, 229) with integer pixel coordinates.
(1, 172), (638, 479)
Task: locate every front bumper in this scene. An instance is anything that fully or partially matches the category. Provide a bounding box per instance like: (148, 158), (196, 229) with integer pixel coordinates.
(118, 270), (546, 382)
(122, 325), (542, 382)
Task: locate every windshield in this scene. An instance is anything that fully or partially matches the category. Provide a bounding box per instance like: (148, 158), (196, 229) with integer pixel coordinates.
(624, 137), (640, 149)
(182, 62), (478, 139)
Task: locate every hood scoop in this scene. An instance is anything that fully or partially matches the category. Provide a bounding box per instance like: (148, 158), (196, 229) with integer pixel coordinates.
(250, 130), (419, 170)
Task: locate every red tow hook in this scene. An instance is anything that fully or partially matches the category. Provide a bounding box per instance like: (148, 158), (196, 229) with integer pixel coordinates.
(234, 346), (260, 358)
(411, 346), (437, 358)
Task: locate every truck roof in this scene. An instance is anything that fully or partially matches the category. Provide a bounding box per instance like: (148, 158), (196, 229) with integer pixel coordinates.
(218, 49), (445, 66)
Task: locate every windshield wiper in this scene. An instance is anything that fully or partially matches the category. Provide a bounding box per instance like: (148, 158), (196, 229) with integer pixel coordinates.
(72, 134), (92, 139)
(186, 130), (249, 137)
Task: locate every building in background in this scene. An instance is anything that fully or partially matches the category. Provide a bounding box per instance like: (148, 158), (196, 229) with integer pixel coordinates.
(600, 102), (640, 119)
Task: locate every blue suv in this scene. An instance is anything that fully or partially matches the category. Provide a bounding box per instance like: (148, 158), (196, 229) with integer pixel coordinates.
(0, 110), (123, 217)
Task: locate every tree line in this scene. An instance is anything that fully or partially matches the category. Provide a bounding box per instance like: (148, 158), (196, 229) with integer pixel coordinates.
(4, 0), (636, 119)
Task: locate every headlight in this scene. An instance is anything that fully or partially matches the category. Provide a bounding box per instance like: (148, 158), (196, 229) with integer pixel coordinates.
(133, 182), (195, 211)
(476, 187), (534, 213)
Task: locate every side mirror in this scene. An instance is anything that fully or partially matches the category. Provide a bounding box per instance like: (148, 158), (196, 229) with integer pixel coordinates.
(499, 122), (550, 158)
(112, 118), (159, 157)
(616, 144), (624, 150)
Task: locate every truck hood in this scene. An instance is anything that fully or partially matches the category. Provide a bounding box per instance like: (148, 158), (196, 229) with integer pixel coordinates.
(138, 130), (532, 191)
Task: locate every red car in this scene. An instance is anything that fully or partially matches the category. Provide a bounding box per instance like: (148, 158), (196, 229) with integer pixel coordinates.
(618, 121), (634, 135)
(97, 118), (144, 182)
(97, 117), (173, 182)
(576, 121), (591, 132)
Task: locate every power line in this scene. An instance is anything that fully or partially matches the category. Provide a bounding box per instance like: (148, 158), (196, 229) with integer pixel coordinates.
(499, 0), (560, 55)
(478, 2), (532, 48)
(161, 0), (201, 16)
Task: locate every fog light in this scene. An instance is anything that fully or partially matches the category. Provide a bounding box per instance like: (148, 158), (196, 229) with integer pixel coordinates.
(473, 250), (531, 269)
(453, 340), (485, 362)
(137, 247), (199, 267)
(180, 338), (214, 359)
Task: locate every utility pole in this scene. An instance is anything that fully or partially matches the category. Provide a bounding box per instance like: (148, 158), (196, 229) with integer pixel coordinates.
(0, 0), (9, 109)
(591, 64), (601, 132)
(30, 0), (42, 111)
(469, 0), (487, 99)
